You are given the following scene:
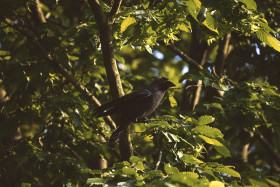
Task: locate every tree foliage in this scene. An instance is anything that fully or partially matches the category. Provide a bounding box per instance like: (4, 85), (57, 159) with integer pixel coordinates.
(0, 0), (280, 186)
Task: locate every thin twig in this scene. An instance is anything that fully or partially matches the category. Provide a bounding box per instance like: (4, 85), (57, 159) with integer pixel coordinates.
(155, 151), (162, 170)
(158, 41), (203, 70)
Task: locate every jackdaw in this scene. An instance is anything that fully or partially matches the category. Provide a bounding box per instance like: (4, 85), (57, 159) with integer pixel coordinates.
(94, 77), (175, 147)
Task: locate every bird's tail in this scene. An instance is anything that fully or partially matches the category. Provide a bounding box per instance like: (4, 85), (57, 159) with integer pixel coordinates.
(108, 120), (131, 147)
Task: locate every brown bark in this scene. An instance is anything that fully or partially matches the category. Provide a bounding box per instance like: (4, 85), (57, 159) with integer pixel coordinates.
(181, 30), (208, 111)
(255, 131), (280, 168)
(88, 0), (133, 160)
(30, 0), (46, 24)
(204, 34), (231, 102)
(215, 34), (231, 77)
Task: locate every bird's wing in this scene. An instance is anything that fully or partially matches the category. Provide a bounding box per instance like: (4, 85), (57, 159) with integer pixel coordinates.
(94, 88), (152, 116)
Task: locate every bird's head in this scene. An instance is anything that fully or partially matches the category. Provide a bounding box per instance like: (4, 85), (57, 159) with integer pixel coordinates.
(150, 77), (176, 91)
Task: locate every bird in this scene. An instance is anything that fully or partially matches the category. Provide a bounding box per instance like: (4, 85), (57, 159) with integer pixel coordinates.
(94, 77), (175, 147)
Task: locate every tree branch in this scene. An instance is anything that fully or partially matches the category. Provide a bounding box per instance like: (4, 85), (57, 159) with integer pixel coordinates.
(109, 0), (122, 18)
(88, 0), (124, 99)
(254, 131), (280, 167)
(88, 0), (133, 160)
(30, 0), (46, 24)
(158, 41), (203, 70)
(215, 34), (231, 76)
(3, 18), (116, 130)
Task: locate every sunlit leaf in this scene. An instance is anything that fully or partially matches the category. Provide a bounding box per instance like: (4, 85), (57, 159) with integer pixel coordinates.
(215, 166), (241, 178)
(199, 135), (222, 146)
(144, 170), (163, 179)
(256, 29), (280, 52)
(180, 154), (203, 164)
(193, 125), (223, 138)
(169, 95), (177, 107)
(86, 178), (105, 185)
(209, 181), (225, 187)
(203, 12), (218, 34)
(122, 167), (137, 175)
(177, 24), (191, 33)
(198, 115), (215, 125)
(130, 156), (144, 163)
(135, 162), (145, 171)
(121, 17), (136, 33)
(237, 0), (257, 10)
(164, 163), (179, 175)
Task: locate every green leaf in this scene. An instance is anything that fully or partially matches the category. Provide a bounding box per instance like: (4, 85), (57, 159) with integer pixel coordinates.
(193, 0), (202, 8)
(248, 178), (269, 187)
(86, 178), (105, 185)
(265, 179), (280, 187)
(144, 170), (163, 179)
(170, 172), (205, 186)
(203, 12), (218, 34)
(198, 115), (215, 125)
(180, 154), (203, 164)
(186, 0), (200, 20)
(142, 1), (149, 9)
(169, 95), (177, 107)
(256, 29), (280, 52)
(135, 162), (145, 171)
(193, 125), (223, 138)
(217, 82), (229, 91)
(213, 145), (231, 157)
(185, 172), (199, 178)
(121, 17), (136, 33)
(115, 53), (125, 64)
(199, 135), (223, 146)
(122, 166), (137, 175)
(215, 166), (241, 178)
(164, 163), (179, 175)
(130, 156), (144, 163)
(237, 0), (257, 10)
(209, 181), (225, 187)
(177, 24), (191, 33)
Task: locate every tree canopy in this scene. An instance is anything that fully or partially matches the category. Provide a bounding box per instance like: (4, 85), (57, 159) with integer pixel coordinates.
(0, 0), (280, 186)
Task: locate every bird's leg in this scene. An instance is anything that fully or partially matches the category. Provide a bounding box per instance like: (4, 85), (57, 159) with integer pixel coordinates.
(134, 117), (151, 123)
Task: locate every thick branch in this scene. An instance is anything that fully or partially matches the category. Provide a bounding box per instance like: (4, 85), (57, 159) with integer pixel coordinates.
(88, 0), (133, 160)
(4, 18), (116, 130)
(88, 0), (124, 99)
(109, 0), (122, 17)
(158, 41), (203, 70)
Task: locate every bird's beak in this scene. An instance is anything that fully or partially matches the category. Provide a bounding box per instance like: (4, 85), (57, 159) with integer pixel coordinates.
(167, 80), (176, 88)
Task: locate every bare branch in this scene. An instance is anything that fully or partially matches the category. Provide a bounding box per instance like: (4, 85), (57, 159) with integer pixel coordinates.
(155, 151), (162, 170)
(158, 41), (203, 70)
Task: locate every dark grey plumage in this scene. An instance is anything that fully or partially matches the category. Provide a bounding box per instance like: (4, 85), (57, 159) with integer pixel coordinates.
(94, 77), (175, 147)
